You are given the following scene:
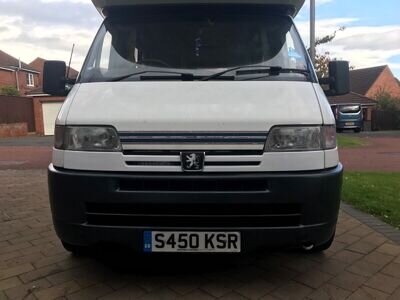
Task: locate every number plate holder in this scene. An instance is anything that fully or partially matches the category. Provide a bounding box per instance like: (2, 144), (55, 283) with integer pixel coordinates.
(144, 231), (241, 253)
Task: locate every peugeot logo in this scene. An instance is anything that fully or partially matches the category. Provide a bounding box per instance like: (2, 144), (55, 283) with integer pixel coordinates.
(181, 152), (205, 172)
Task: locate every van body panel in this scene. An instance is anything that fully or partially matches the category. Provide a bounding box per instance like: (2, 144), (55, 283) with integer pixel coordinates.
(55, 84), (80, 125)
(93, 0), (305, 17)
(52, 149), (64, 168)
(325, 148), (339, 169)
(66, 81), (323, 132)
(312, 83), (336, 125)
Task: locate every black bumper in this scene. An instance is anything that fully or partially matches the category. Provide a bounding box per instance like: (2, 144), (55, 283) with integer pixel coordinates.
(48, 164), (343, 252)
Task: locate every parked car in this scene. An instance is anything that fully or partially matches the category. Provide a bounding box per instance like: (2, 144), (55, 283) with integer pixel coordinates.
(44, 0), (349, 255)
(334, 104), (363, 133)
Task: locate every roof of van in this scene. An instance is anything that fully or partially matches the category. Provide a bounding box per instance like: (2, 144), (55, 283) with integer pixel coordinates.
(92, 0), (305, 18)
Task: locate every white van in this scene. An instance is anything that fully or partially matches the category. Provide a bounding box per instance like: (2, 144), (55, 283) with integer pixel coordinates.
(45, 0), (349, 255)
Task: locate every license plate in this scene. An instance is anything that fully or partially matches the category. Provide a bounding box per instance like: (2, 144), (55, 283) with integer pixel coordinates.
(345, 122), (355, 126)
(143, 231), (241, 253)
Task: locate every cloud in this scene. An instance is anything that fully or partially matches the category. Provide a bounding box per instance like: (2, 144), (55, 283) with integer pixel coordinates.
(337, 27), (400, 51)
(0, 0), (99, 28)
(296, 18), (400, 75)
(0, 0), (100, 69)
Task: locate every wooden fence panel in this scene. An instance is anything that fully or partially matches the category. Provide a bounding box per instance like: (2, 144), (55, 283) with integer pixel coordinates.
(0, 96), (35, 132)
(372, 110), (400, 131)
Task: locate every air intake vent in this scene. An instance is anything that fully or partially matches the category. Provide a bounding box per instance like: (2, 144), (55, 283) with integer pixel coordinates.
(85, 203), (302, 228)
(118, 177), (268, 192)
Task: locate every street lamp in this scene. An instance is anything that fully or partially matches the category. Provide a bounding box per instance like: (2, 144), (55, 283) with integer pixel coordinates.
(310, 0), (316, 65)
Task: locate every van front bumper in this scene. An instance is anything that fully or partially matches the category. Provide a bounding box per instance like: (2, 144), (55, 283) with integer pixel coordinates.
(48, 164), (343, 252)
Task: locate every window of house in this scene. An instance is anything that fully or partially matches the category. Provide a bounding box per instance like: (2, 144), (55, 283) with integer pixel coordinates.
(26, 73), (35, 87)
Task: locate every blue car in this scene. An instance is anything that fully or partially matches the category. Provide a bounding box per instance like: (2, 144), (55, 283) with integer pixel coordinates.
(334, 104), (363, 133)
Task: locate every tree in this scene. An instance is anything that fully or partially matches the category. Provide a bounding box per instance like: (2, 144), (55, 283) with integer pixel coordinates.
(0, 86), (20, 96)
(374, 88), (400, 111)
(309, 27), (346, 78)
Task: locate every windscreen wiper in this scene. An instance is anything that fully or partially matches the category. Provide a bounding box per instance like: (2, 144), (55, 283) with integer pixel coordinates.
(201, 65), (283, 81)
(201, 65), (310, 81)
(238, 68), (311, 80)
(107, 70), (195, 82)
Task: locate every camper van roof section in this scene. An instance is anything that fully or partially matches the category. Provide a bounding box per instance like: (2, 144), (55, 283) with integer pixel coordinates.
(92, 0), (305, 18)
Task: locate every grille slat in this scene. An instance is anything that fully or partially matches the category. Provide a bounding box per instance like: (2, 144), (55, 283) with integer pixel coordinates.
(125, 161), (261, 167)
(123, 150), (264, 156)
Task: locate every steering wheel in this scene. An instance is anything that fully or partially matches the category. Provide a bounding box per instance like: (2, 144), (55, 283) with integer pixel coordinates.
(141, 59), (171, 68)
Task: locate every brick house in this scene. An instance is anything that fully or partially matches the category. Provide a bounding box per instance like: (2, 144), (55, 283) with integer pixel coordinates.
(327, 65), (400, 131)
(350, 65), (400, 99)
(0, 50), (40, 96)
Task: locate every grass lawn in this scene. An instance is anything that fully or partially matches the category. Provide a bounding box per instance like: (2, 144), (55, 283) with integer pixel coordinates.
(337, 134), (367, 148)
(342, 172), (400, 229)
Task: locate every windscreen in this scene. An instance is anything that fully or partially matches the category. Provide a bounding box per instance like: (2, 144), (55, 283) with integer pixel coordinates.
(340, 105), (361, 113)
(80, 6), (310, 82)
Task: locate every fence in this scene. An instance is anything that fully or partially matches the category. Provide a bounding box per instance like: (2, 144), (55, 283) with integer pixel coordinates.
(0, 95), (35, 132)
(372, 110), (400, 131)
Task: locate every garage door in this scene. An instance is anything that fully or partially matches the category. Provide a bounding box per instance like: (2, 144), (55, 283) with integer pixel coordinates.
(42, 102), (63, 136)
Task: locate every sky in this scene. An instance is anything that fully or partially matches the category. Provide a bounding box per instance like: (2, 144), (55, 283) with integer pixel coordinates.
(0, 0), (399, 77)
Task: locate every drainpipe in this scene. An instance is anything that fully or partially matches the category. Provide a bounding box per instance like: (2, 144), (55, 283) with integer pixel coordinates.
(15, 58), (21, 92)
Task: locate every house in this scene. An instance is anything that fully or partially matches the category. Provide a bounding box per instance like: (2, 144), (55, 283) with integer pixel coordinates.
(26, 58), (80, 136)
(327, 65), (400, 131)
(0, 50), (40, 96)
(350, 65), (400, 99)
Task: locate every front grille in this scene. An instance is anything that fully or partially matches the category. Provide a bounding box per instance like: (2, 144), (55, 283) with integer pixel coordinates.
(85, 203), (302, 228)
(118, 177), (268, 192)
(119, 132), (268, 151)
(120, 132), (266, 169)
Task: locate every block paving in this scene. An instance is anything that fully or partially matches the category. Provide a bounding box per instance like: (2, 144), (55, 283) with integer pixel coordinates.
(0, 170), (400, 299)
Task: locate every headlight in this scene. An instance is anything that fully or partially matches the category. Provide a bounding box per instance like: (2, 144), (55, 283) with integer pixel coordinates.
(54, 126), (121, 152)
(266, 125), (336, 152)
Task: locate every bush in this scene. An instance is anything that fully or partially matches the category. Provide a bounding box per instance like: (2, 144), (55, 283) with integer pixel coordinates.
(0, 86), (20, 96)
(374, 89), (400, 111)
(372, 89), (400, 130)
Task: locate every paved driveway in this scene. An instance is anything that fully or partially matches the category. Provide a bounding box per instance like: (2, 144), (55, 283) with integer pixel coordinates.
(1, 170), (400, 300)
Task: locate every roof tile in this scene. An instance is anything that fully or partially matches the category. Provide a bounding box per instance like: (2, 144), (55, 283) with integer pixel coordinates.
(328, 92), (377, 106)
(350, 65), (387, 95)
(0, 49), (39, 72)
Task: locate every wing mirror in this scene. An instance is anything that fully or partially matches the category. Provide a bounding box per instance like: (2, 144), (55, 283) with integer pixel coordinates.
(43, 61), (69, 96)
(320, 61), (350, 96)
